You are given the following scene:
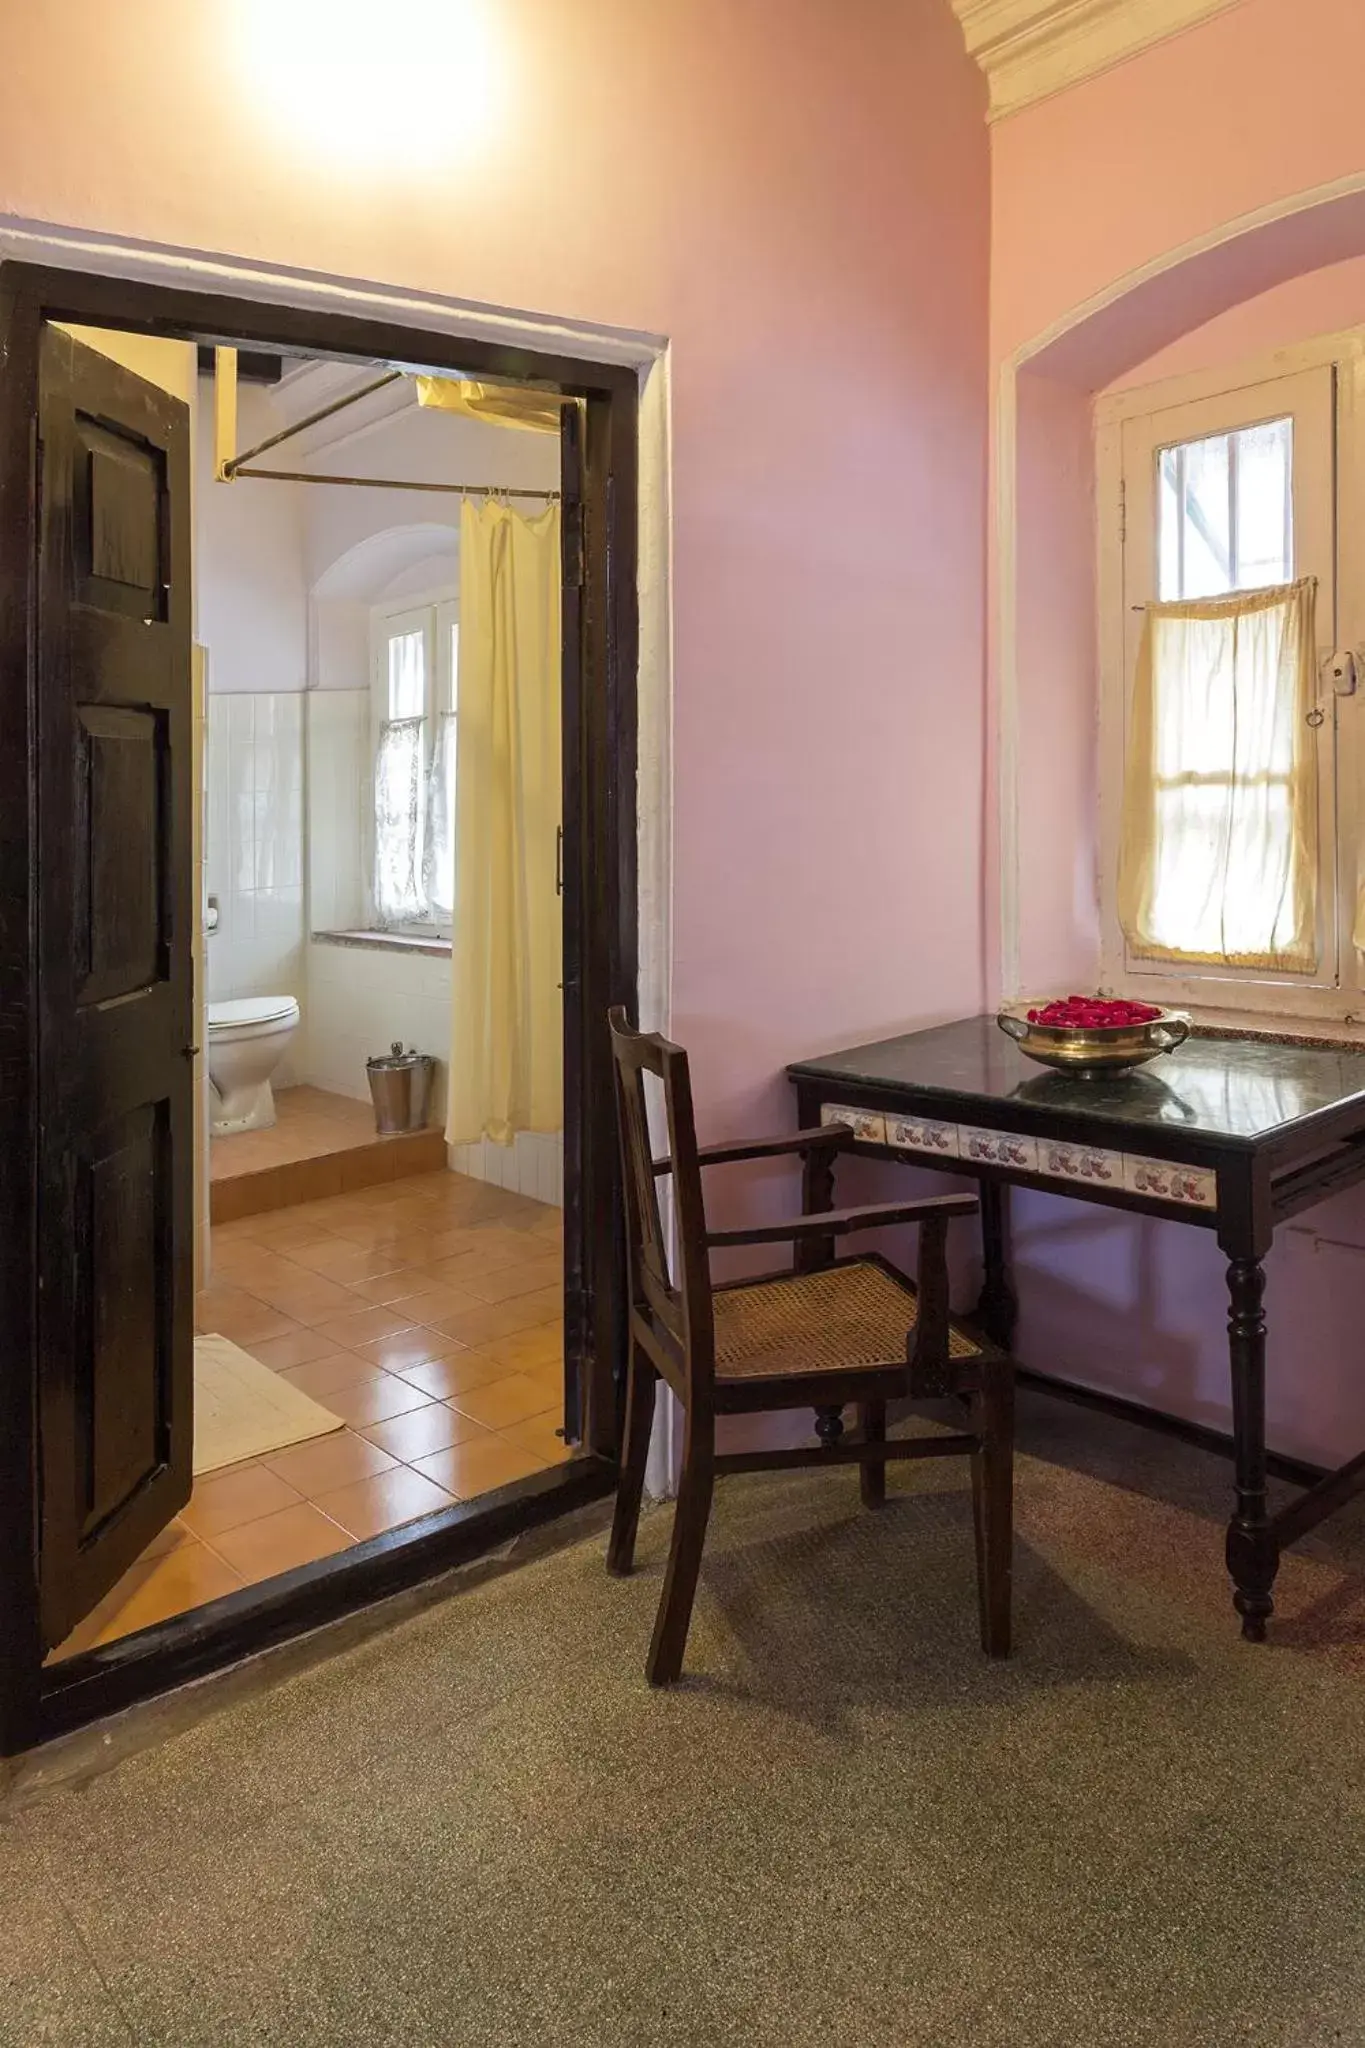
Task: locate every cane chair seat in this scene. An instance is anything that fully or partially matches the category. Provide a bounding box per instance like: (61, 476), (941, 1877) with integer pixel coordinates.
(714, 1258), (982, 1383)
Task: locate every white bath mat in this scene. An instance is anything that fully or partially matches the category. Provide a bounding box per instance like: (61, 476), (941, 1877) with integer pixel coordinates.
(193, 1334), (344, 1476)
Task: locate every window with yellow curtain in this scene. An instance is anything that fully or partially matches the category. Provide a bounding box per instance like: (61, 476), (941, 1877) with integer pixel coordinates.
(1118, 579), (1319, 972)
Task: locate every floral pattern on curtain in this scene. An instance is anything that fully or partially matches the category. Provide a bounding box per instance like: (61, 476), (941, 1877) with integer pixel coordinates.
(372, 715), (427, 928)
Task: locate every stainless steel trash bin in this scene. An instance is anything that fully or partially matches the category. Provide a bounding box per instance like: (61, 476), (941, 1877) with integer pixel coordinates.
(366, 1043), (435, 1135)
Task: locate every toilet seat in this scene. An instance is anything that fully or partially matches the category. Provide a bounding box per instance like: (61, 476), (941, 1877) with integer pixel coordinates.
(208, 996), (300, 1033)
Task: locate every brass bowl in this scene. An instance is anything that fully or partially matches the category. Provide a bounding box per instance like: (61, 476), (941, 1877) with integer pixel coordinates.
(996, 1004), (1191, 1079)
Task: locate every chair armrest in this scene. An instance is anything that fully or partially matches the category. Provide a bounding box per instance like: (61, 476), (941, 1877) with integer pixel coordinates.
(652, 1125), (851, 1177)
(706, 1192), (977, 1248)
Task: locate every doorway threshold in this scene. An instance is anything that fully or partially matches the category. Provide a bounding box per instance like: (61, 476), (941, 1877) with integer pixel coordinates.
(36, 1455), (615, 1750)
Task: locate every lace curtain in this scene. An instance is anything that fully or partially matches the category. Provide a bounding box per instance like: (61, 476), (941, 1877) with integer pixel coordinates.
(424, 712), (457, 924)
(373, 712), (458, 929)
(372, 716), (427, 927)
(1118, 578), (1318, 971)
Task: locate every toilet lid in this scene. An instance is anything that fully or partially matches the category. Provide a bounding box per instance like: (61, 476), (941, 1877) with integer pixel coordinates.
(207, 996), (299, 1031)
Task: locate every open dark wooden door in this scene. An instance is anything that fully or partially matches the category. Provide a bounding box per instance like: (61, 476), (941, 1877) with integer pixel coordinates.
(36, 328), (194, 1652)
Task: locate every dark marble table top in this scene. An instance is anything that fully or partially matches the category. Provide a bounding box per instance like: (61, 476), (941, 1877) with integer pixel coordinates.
(788, 1014), (1365, 1150)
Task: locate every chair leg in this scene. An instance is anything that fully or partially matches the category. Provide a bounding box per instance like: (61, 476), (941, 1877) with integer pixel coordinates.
(607, 1343), (657, 1577)
(969, 1361), (1015, 1657)
(646, 1417), (715, 1687)
(859, 1399), (887, 1509)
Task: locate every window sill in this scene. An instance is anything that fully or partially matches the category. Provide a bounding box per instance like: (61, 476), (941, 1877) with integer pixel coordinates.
(1180, 1003), (1365, 1052)
(312, 928), (452, 959)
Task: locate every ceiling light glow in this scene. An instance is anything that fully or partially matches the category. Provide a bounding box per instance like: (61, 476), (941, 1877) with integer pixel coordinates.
(235, 0), (503, 174)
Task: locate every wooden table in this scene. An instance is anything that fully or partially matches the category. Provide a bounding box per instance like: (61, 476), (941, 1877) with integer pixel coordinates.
(788, 1014), (1365, 1640)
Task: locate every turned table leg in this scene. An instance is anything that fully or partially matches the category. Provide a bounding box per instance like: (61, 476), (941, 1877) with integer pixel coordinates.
(1224, 1254), (1279, 1641)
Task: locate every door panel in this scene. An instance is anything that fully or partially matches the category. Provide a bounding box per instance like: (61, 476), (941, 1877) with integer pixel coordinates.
(38, 328), (193, 1652)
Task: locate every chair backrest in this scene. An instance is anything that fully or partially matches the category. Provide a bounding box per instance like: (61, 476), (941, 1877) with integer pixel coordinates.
(606, 1007), (715, 1394)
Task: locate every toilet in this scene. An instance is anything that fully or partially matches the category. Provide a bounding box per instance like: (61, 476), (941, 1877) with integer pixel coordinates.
(206, 996), (301, 1135)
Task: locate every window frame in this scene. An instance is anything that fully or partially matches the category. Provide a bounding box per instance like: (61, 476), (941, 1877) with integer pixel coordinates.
(1096, 328), (1365, 1028)
(368, 583), (459, 939)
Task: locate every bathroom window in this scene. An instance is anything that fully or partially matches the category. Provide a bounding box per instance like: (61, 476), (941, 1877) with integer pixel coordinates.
(370, 594), (458, 937)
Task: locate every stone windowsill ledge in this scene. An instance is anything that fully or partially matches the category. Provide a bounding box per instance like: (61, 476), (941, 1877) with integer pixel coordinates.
(311, 928), (452, 959)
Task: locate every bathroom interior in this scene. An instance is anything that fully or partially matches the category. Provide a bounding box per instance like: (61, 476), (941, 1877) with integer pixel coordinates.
(50, 332), (570, 1659)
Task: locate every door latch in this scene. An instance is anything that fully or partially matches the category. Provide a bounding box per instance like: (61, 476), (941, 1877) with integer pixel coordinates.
(1324, 649), (1359, 696)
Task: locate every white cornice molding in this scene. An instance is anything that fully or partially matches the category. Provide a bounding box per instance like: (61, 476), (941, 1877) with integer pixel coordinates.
(953, 0), (1248, 121)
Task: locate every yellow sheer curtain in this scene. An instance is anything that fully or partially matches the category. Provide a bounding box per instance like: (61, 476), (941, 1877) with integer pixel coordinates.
(413, 375), (562, 435)
(446, 498), (563, 1148)
(1118, 578), (1319, 972)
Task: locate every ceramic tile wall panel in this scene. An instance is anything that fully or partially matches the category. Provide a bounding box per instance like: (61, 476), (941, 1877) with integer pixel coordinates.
(306, 689), (369, 932)
(448, 1131), (564, 1208)
(299, 939), (451, 1126)
(205, 692), (307, 1084)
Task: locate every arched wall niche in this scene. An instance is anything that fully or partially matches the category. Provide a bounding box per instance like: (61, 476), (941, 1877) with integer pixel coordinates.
(995, 175), (1365, 1467)
(1001, 175), (1365, 1002)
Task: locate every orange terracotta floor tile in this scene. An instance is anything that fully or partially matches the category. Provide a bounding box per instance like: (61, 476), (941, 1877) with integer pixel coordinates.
(452, 1371), (562, 1432)
(262, 1428), (399, 1495)
(311, 1465), (455, 1541)
(248, 1324), (346, 1372)
(310, 1303), (423, 1351)
(208, 1086), (379, 1183)
(352, 1325), (470, 1375)
(472, 1321), (565, 1373)
(461, 1257), (564, 1306)
(427, 1297), (555, 1350)
(323, 1376), (435, 1429)
(411, 1436), (546, 1501)
(497, 1413), (574, 1465)
(392, 1351), (505, 1401)
(50, 1165), (568, 1663)
(276, 1351), (387, 1400)
(95, 1541), (246, 1643)
(209, 1501), (354, 1583)
(179, 1461), (304, 1541)
(359, 1401), (490, 1463)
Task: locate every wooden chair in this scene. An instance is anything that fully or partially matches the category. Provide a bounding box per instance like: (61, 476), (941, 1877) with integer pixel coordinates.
(606, 1008), (1015, 1686)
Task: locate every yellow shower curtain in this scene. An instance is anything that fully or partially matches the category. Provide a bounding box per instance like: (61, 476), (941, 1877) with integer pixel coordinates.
(446, 497), (563, 1148)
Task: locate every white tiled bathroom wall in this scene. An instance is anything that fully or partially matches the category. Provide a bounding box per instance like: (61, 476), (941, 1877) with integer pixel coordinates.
(205, 692), (306, 1084)
(306, 689), (369, 932)
(301, 939), (453, 1126)
(448, 1131), (564, 1208)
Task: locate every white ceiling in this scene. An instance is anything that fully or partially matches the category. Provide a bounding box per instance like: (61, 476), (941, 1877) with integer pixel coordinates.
(951, 0), (1247, 120)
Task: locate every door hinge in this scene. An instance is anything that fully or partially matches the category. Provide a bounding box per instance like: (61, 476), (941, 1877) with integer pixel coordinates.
(1118, 476), (1127, 546)
(33, 433), (44, 546)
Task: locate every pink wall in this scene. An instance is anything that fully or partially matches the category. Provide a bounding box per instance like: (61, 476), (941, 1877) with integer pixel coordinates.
(0, 0), (991, 1185)
(991, 0), (1365, 1464)
(1107, 254), (1365, 392)
(991, 0), (1365, 369)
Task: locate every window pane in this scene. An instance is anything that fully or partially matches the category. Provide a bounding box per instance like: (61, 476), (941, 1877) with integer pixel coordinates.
(1159, 448), (1182, 600)
(1236, 417), (1293, 589)
(1181, 432), (1232, 599)
(1157, 416), (1293, 600)
(387, 628), (425, 720)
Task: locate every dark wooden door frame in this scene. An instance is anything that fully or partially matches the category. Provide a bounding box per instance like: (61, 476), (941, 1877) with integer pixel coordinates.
(0, 262), (639, 1758)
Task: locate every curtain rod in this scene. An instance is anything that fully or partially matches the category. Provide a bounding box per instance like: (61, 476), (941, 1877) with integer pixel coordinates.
(221, 370), (403, 478)
(231, 466), (559, 501)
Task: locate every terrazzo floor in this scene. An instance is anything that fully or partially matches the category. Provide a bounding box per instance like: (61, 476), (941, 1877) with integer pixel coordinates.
(9, 1388), (1365, 2046)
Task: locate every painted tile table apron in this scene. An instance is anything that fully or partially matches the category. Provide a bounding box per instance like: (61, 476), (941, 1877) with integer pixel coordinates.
(788, 1015), (1365, 1639)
